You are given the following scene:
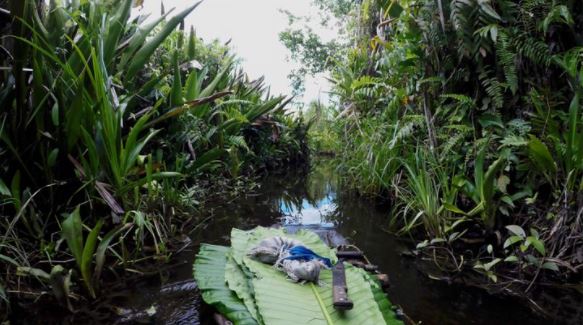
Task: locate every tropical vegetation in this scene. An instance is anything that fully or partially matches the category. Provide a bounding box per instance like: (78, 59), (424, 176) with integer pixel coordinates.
(0, 0), (308, 318)
(2, 0), (583, 322)
(286, 0), (582, 305)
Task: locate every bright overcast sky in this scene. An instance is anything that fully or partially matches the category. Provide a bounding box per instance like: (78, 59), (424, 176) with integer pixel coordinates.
(137, 0), (335, 106)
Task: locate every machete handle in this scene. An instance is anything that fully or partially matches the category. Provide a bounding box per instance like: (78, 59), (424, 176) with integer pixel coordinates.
(336, 251), (365, 259)
(332, 261), (353, 310)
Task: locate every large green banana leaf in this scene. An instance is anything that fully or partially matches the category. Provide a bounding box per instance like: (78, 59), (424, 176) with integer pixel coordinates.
(194, 227), (403, 325)
(193, 244), (258, 325)
(361, 267), (400, 324)
(225, 255), (261, 322)
(229, 227), (403, 325)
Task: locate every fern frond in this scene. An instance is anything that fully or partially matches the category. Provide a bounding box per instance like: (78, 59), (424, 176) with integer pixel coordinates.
(388, 114), (424, 149)
(479, 69), (505, 109)
(496, 30), (518, 95)
(227, 135), (251, 153)
(440, 93), (475, 108)
(513, 32), (552, 67)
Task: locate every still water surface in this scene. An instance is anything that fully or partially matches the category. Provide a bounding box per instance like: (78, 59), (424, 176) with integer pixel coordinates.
(122, 160), (562, 324)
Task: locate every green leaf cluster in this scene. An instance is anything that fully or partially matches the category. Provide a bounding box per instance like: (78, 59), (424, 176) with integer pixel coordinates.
(194, 227), (403, 325)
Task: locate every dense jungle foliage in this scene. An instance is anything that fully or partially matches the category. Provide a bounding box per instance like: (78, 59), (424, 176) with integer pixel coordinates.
(0, 0), (308, 316)
(1, 0), (583, 321)
(293, 0), (583, 303)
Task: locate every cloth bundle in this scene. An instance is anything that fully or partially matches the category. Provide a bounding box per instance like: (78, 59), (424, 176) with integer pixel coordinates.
(247, 236), (332, 283)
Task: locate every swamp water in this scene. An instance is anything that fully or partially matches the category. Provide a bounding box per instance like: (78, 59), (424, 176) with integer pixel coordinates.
(116, 160), (575, 325)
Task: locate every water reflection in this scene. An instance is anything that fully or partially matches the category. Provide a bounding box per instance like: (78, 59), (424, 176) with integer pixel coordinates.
(279, 160), (338, 226)
(119, 159), (567, 324)
(251, 159), (548, 325)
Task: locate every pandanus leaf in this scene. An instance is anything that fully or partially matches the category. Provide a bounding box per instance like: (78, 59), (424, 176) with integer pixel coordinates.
(145, 91), (232, 128)
(0, 283), (5, 304)
(482, 153), (506, 201)
(184, 67), (208, 101)
(126, 1), (202, 79)
(94, 223), (132, 281)
(199, 61), (233, 98)
(123, 129), (161, 175)
(81, 219), (103, 298)
(190, 147), (225, 172)
(170, 51), (184, 107)
(119, 10), (172, 65)
(62, 206), (84, 268)
(0, 178), (10, 196)
(187, 26), (197, 59)
(103, 0), (133, 65)
(122, 104), (161, 173)
(62, 207), (103, 297)
(566, 93), (581, 172)
(527, 135), (557, 175)
(245, 97), (283, 122)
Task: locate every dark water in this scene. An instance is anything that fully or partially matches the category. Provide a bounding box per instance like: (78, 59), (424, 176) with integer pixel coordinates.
(119, 159), (578, 325)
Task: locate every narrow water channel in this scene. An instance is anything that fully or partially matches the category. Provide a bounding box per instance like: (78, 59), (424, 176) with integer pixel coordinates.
(119, 159), (560, 324)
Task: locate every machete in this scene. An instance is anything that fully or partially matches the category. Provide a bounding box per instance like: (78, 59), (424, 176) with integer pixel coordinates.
(332, 250), (364, 310)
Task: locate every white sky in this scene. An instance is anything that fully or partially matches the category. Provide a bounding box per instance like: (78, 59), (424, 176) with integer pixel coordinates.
(137, 0), (335, 106)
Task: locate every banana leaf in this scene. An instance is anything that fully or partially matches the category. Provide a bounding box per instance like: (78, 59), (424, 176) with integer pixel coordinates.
(361, 267), (400, 325)
(251, 262), (398, 325)
(195, 228), (402, 324)
(225, 255), (261, 322)
(229, 227), (402, 325)
(193, 244), (258, 325)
